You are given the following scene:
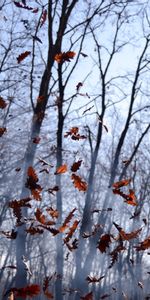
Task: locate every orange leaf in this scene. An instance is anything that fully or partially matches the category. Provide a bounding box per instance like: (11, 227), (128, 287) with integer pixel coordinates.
(0, 127), (7, 137)
(71, 173), (87, 191)
(55, 164), (68, 174)
(17, 51), (31, 63)
(14, 284), (40, 298)
(54, 51), (76, 63)
(35, 208), (55, 226)
(112, 179), (131, 189)
(59, 208), (76, 233)
(46, 207), (59, 219)
(26, 167), (42, 200)
(0, 96), (7, 109)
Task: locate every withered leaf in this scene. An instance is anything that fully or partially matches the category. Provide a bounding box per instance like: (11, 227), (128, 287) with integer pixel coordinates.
(135, 236), (150, 251)
(81, 291), (93, 300)
(59, 208), (76, 233)
(40, 10), (47, 27)
(0, 127), (7, 137)
(35, 208), (55, 226)
(86, 275), (105, 283)
(112, 179), (131, 189)
(55, 164), (68, 175)
(71, 173), (87, 191)
(46, 207), (59, 218)
(17, 51), (31, 63)
(54, 51), (76, 63)
(97, 234), (112, 253)
(11, 284), (40, 298)
(0, 96), (7, 109)
(109, 243), (126, 268)
(26, 166), (42, 200)
(113, 222), (142, 241)
(76, 82), (83, 92)
(26, 226), (44, 235)
(64, 220), (80, 244)
(71, 160), (82, 172)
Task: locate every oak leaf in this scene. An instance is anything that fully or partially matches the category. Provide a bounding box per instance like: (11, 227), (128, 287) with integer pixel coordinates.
(17, 51), (31, 63)
(81, 292), (93, 300)
(26, 166), (42, 200)
(0, 127), (7, 137)
(97, 234), (112, 253)
(135, 236), (150, 251)
(55, 164), (68, 175)
(71, 160), (82, 172)
(112, 179), (131, 189)
(0, 96), (7, 109)
(54, 51), (76, 63)
(40, 10), (47, 27)
(71, 174), (87, 191)
(113, 222), (142, 241)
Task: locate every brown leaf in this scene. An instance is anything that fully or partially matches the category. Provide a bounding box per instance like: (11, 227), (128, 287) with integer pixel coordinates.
(26, 166), (42, 200)
(76, 82), (83, 92)
(109, 243), (126, 268)
(0, 96), (7, 109)
(81, 291), (93, 300)
(112, 179), (131, 189)
(113, 222), (142, 241)
(15, 284), (40, 298)
(66, 238), (78, 251)
(1, 229), (17, 239)
(71, 173), (88, 191)
(100, 294), (111, 299)
(0, 127), (7, 137)
(55, 164), (68, 175)
(40, 10), (47, 27)
(17, 51), (31, 63)
(71, 160), (82, 172)
(59, 208), (76, 233)
(113, 188), (137, 206)
(46, 207), (59, 219)
(64, 220), (80, 244)
(135, 236), (150, 251)
(54, 51), (76, 63)
(97, 234), (112, 253)
(32, 137), (41, 144)
(26, 226), (44, 235)
(86, 275), (105, 283)
(35, 208), (55, 226)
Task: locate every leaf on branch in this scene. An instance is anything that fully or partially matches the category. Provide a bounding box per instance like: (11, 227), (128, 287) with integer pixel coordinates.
(71, 174), (88, 191)
(54, 51), (76, 63)
(35, 208), (55, 226)
(55, 164), (68, 175)
(40, 10), (47, 27)
(97, 234), (112, 253)
(0, 127), (7, 137)
(17, 51), (31, 63)
(71, 160), (82, 172)
(0, 96), (7, 109)
(86, 275), (105, 284)
(112, 179), (131, 189)
(59, 208), (76, 233)
(76, 82), (83, 92)
(81, 291), (93, 300)
(135, 236), (150, 251)
(25, 166), (42, 200)
(64, 220), (80, 244)
(46, 207), (59, 219)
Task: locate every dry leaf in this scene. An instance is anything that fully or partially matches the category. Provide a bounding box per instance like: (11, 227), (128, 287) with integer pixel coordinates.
(55, 164), (68, 174)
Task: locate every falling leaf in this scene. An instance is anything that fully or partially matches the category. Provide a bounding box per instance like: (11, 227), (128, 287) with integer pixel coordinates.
(112, 179), (131, 189)
(55, 164), (68, 175)
(47, 186), (59, 195)
(14, 2), (38, 12)
(0, 127), (7, 137)
(35, 208), (55, 226)
(64, 220), (80, 244)
(9, 198), (32, 224)
(0, 96), (7, 109)
(81, 291), (93, 300)
(109, 242), (126, 268)
(138, 281), (144, 289)
(25, 166), (42, 200)
(135, 236), (150, 251)
(0, 229), (17, 239)
(17, 51), (31, 63)
(59, 208), (76, 233)
(71, 160), (82, 172)
(66, 238), (78, 251)
(71, 174), (87, 191)
(86, 275), (105, 283)
(46, 207), (59, 219)
(26, 226), (44, 235)
(54, 51), (76, 63)
(40, 10), (47, 27)
(113, 222), (142, 241)
(32, 137), (41, 144)
(13, 284), (40, 298)
(113, 188), (137, 206)
(97, 234), (112, 253)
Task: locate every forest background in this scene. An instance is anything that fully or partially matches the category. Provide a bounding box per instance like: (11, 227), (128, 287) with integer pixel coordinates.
(0, 0), (150, 299)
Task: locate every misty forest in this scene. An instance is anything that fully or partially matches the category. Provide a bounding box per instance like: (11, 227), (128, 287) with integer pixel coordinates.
(0, 0), (150, 299)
